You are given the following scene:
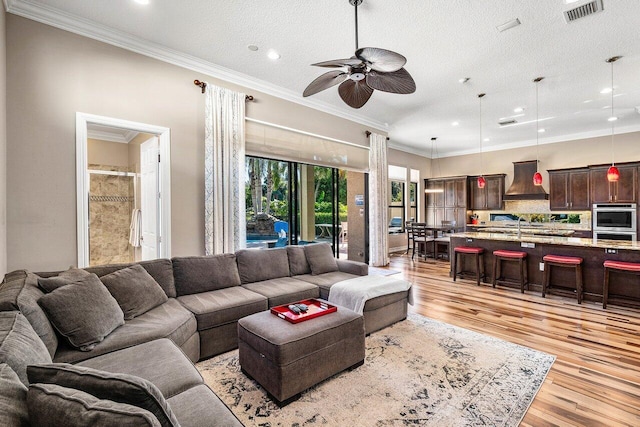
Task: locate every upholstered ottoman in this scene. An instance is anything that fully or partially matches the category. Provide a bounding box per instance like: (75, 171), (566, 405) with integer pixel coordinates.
(237, 305), (365, 404)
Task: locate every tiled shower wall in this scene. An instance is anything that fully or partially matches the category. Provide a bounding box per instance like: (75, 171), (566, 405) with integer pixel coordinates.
(89, 165), (135, 266)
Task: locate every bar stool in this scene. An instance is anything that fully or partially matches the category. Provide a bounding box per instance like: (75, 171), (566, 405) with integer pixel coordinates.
(492, 250), (528, 293)
(603, 260), (640, 309)
(542, 254), (583, 303)
(453, 247), (485, 286)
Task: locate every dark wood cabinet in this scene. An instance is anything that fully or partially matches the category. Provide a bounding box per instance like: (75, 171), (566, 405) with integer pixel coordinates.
(590, 165), (637, 203)
(425, 177), (466, 226)
(467, 174), (505, 210)
(548, 168), (590, 210)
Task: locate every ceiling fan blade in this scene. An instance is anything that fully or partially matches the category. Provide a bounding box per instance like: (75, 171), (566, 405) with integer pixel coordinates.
(311, 58), (364, 68)
(366, 68), (416, 94)
(303, 70), (349, 97)
(356, 47), (407, 73)
(338, 79), (374, 109)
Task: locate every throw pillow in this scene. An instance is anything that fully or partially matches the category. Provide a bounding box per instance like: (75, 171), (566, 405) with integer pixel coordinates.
(99, 265), (168, 320)
(37, 267), (91, 293)
(0, 363), (29, 426)
(304, 243), (339, 275)
(28, 363), (179, 427)
(27, 383), (161, 427)
(286, 246), (312, 275)
(0, 311), (52, 386)
(37, 274), (124, 351)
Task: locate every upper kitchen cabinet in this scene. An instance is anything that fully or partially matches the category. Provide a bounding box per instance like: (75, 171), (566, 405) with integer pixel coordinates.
(467, 174), (505, 210)
(548, 168), (590, 210)
(590, 164), (637, 203)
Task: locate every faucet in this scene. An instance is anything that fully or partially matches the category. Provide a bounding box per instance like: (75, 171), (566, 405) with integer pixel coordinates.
(517, 217), (526, 239)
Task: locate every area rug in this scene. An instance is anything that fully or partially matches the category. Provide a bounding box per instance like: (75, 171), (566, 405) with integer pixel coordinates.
(197, 314), (555, 426)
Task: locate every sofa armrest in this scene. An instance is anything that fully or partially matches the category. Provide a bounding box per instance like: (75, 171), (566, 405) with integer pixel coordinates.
(336, 260), (368, 276)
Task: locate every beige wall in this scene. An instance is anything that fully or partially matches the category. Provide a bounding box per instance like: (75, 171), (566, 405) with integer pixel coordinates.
(346, 171), (366, 262)
(87, 139), (130, 168)
(0, 10), (6, 276)
(5, 15), (387, 271)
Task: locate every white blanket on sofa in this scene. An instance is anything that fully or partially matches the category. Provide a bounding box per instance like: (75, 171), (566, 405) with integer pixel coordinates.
(328, 275), (414, 315)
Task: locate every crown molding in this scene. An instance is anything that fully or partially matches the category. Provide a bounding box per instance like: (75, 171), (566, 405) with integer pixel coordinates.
(387, 140), (430, 159)
(5, 0), (389, 132)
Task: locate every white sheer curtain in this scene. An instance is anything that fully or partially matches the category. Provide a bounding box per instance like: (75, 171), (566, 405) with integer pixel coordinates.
(204, 84), (246, 255)
(368, 132), (389, 266)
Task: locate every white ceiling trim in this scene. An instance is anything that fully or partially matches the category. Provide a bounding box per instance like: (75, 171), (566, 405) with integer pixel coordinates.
(434, 124), (640, 159)
(4, 0), (389, 133)
(388, 140), (431, 158)
(87, 129), (129, 144)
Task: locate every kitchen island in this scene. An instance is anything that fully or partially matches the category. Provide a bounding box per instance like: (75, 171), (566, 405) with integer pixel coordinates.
(450, 232), (640, 308)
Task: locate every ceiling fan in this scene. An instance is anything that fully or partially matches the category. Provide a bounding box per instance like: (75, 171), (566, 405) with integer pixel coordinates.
(302, 0), (416, 109)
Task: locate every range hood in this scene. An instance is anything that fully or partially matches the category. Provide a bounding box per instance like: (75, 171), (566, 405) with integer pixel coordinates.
(503, 160), (549, 201)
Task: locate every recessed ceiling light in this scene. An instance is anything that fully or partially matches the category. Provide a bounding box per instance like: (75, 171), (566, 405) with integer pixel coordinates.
(514, 107), (524, 113)
(267, 50), (281, 60)
(602, 105), (610, 109)
(563, 0), (581, 3)
(538, 128), (546, 133)
(483, 138), (490, 142)
(451, 121), (459, 126)
(247, 45), (259, 52)
(600, 87), (612, 94)
(583, 99), (593, 103)
(608, 116), (618, 122)
(134, 0), (149, 4)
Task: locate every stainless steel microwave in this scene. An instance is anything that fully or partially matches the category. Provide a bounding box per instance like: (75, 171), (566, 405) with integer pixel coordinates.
(592, 203), (637, 234)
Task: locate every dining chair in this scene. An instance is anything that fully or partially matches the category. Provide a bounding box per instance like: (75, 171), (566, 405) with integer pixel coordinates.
(434, 220), (455, 260)
(411, 223), (434, 260)
(405, 221), (414, 254)
(339, 221), (348, 248)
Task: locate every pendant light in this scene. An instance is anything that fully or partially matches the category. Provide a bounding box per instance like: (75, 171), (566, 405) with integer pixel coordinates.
(477, 93), (486, 189)
(533, 77), (544, 186)
(425, 137), (444, 193)
(606, 56), (622, 182)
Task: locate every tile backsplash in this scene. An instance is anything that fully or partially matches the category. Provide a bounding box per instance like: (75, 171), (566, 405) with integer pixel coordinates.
(470, 200), (591, 228)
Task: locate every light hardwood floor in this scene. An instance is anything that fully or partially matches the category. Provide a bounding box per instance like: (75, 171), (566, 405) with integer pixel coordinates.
(389, 253), (640, 427)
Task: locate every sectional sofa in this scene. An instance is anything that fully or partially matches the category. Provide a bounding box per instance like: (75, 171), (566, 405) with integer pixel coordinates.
(0, 243), (409, 426)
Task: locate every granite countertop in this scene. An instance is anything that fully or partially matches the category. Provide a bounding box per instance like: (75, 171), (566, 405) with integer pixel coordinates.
(452, 232), (640, 251)
(477, 227), (576, 237)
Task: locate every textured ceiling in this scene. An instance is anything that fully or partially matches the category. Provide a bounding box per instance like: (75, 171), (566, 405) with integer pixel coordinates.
(7, 0), (640, 157)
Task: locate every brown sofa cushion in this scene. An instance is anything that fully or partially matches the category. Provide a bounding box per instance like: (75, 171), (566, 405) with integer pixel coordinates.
(172, 254), (241, 296)
(38, 274), (124, 351)
(286, 246), (311, 275)
(100, 265), (168, 320)
(27, 363), (179, 427)
(304, 243), (339, 275)
(53, 300), (196, 365)
(85, 259), (177, 299)
(37, 268), (91, 292)
(0, 363), (28, 426)
(236, 248), (290, 284)
(0, 311), (51, 386)
(27, 383), (161, 427)
(0, 270), (59, 358)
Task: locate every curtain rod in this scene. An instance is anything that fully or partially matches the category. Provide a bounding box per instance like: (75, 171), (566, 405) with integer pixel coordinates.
(365, 130), (389, 140)
(193, 80), (254, 101)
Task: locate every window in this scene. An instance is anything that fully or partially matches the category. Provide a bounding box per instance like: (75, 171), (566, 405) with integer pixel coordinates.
(409, 182), (417, 222)
(388, 165), (408, 234)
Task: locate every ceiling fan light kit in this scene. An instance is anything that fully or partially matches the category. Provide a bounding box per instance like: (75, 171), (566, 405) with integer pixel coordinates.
(302, 0), (416, 108)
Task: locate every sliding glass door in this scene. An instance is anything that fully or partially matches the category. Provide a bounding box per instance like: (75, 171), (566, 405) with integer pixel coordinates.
(245, 156), (347, 257)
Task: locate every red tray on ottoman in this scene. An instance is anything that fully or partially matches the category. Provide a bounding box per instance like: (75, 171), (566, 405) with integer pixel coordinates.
(270, 298), (337, 323)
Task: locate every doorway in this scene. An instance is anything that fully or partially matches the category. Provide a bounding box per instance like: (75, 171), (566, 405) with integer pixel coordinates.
(76, 113), (171, 267)
(244, 156), (349, 258)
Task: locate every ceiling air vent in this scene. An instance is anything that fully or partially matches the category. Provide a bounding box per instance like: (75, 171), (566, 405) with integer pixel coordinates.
(499, 119), (518, 127)
(564, 0), (604, 23)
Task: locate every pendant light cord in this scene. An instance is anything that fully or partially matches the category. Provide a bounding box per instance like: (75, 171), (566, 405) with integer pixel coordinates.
(536, 79), (540, 171)
(479, 94), (484, 176)
(610, 59), (615, 166)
